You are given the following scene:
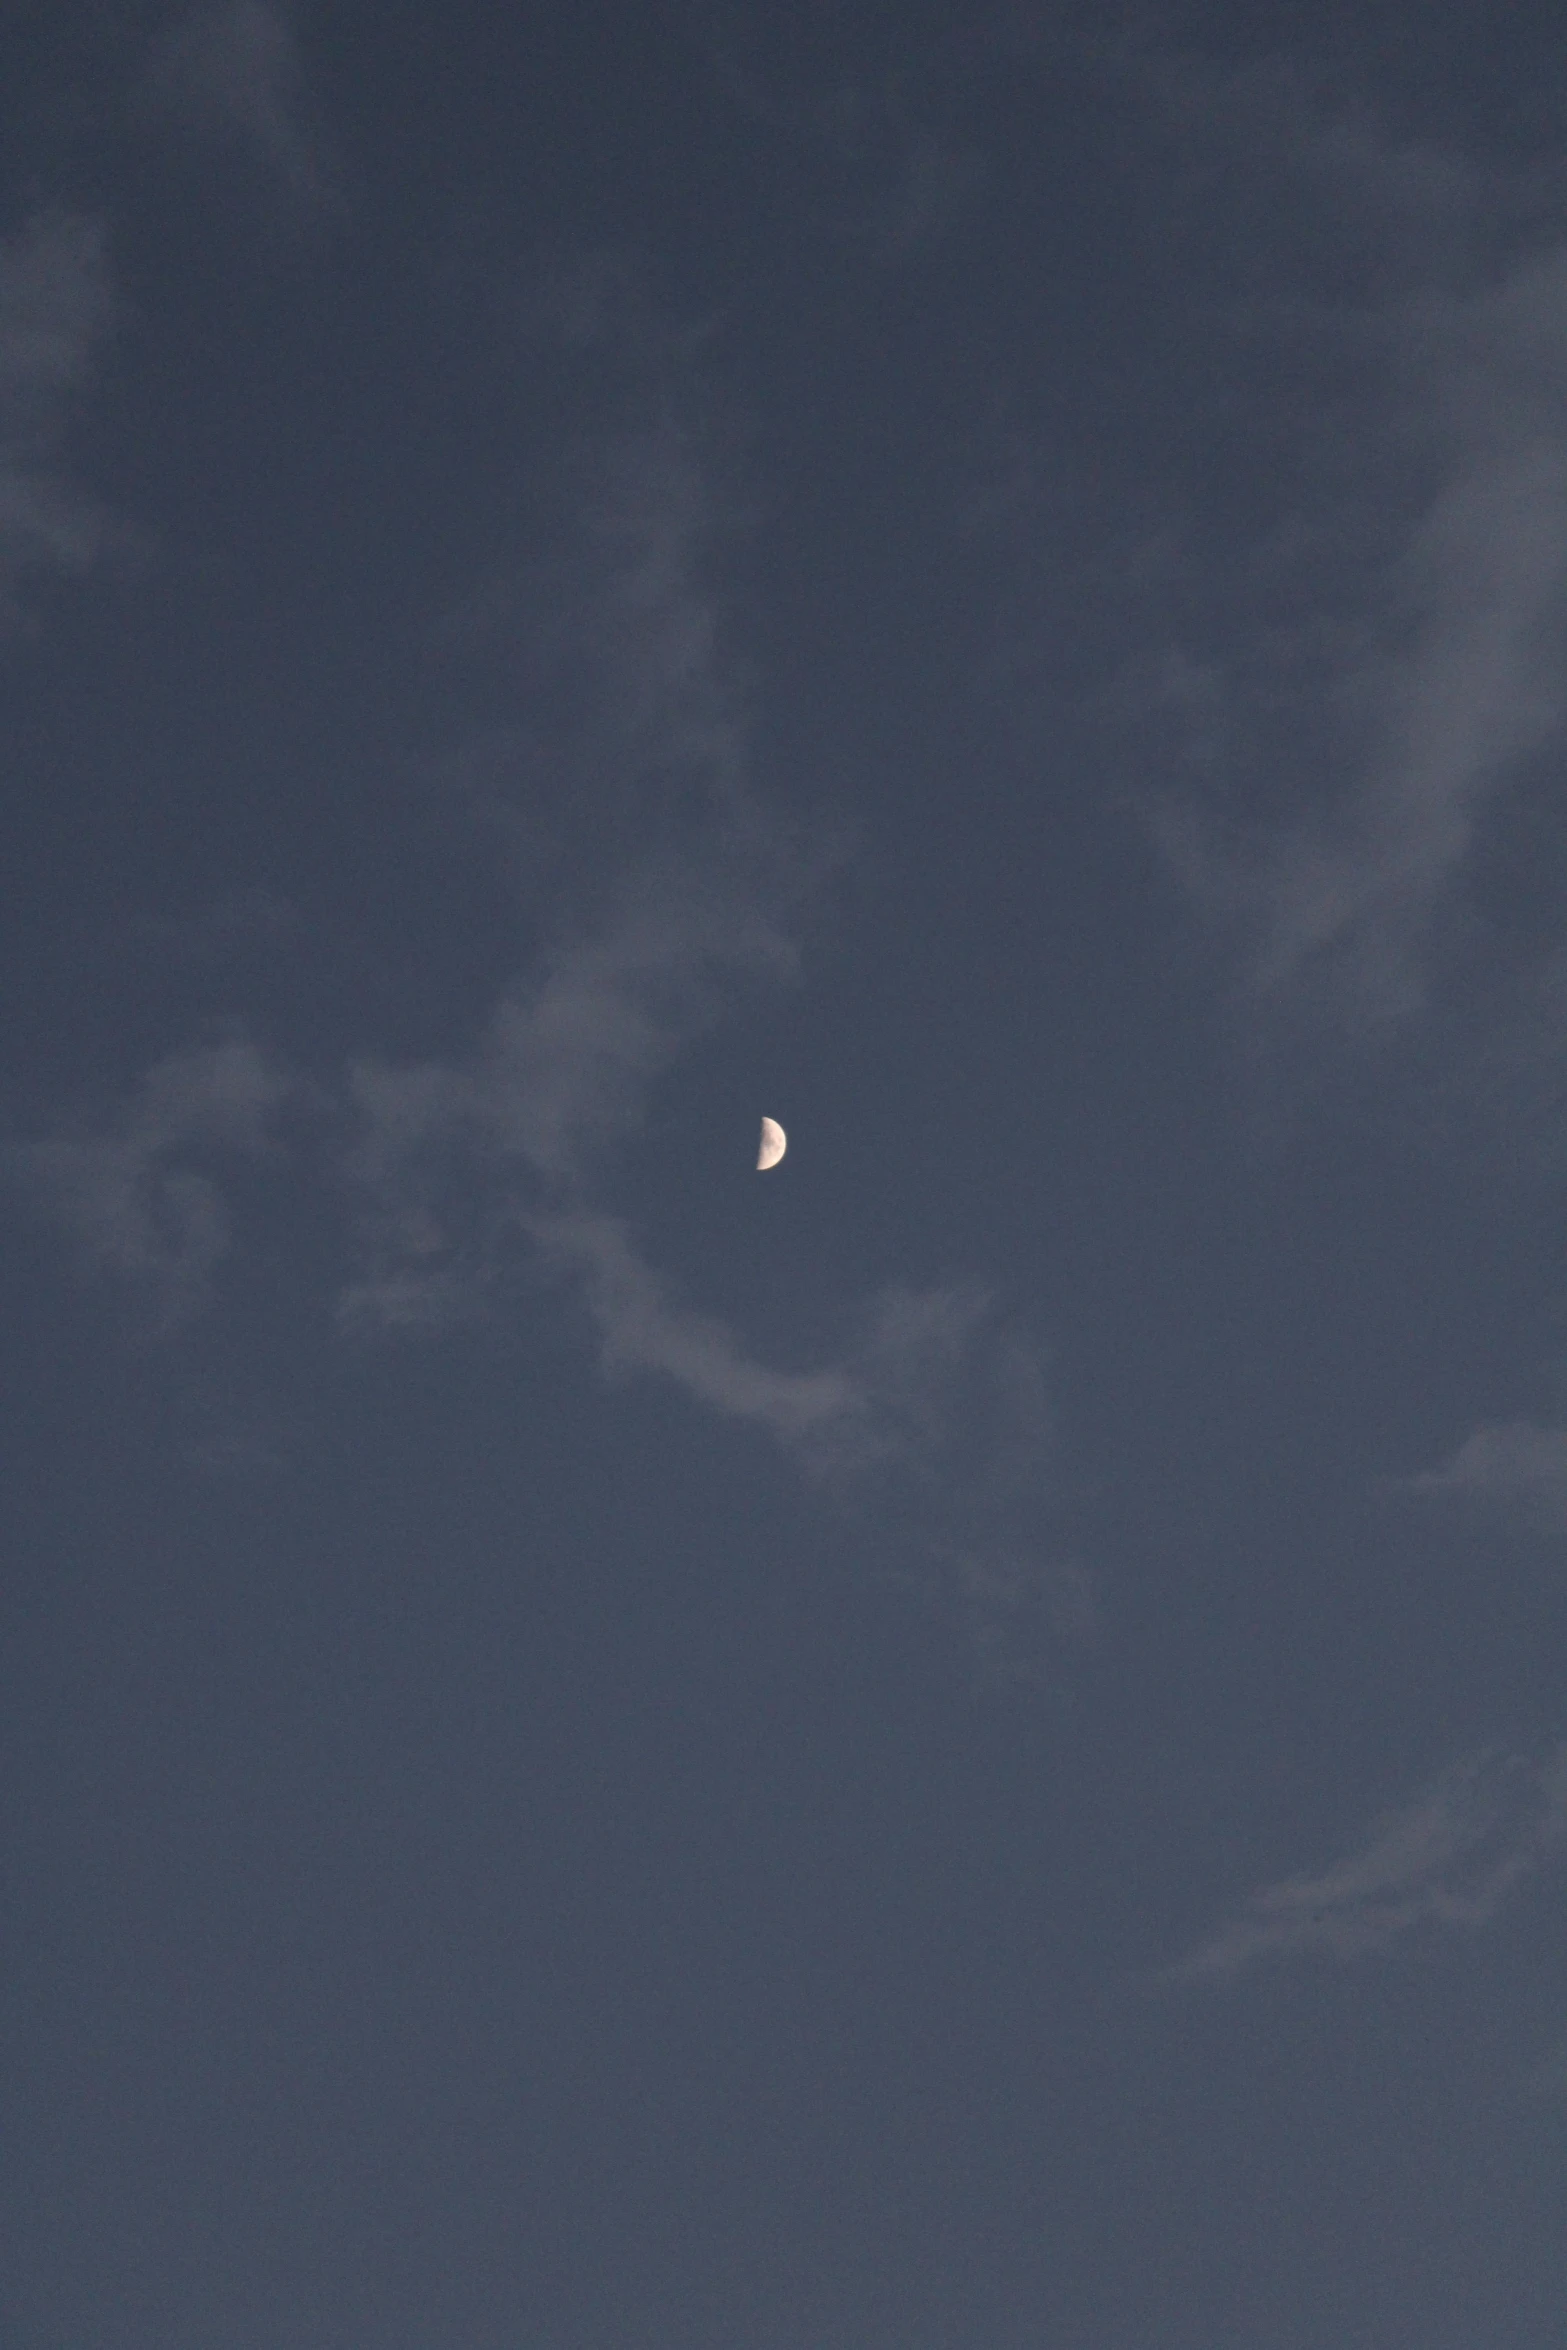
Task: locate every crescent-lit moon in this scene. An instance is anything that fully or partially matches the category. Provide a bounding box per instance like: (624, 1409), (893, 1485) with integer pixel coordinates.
(757, 1116), (787, 1171)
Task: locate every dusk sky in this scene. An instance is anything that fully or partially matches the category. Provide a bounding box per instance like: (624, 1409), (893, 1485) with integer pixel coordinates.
(6, 5), (1567, 2345)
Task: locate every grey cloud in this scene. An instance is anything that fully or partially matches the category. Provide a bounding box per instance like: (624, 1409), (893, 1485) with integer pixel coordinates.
(1154, 50), (1483, 272)
(336, 390), (808, 1303)
(530, 1208), (862, 1443)
(147, 1), (335, 202)
(331, 814), (1076, 1659)
(1246, 426), (1567, 1024)
(1143, 85), (1567, 1033)
(702, 40), (982, 266)
(1533, 2035), (1567, 2100)
(434, 408), (794, 913)
(583, 429), (747, 773)
(1176, 1746), (1567, 1983)
(333, 839), (803, 1327)
(340, 1066), (1068, 1661)
(480, 858), (799, 1183)
(536, 1204), (1085, 1680)
(950, 1549), (1098, 1688)
(19, 375), (1075, 1668)
(0, 211), (112, 618)
(1391, 1420), (1567, 1532)
(1292, 102), (1478, 253)
(11, 1039), (294, 1324)
(853, 122), (984, 264)
(332, 870), (1077, 1671)
(934, 1332), (1091, 1684)
(331, 398), (1074, 1649)
(333, 861), (994, 1472)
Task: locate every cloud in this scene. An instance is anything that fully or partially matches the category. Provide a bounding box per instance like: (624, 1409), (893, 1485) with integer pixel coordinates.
(14, 358), (1079, 1673)
(146, 2), (335, 203)
(327, 758), (1012, 1475)
(1532, 2033), (1567, 2100)
(949, 1548), (1098, 1688)
(702, 38), (982, 264)
(1389, 1420), (1567, 1532)
(844, 115), (984, 264)
(530, 1207), (861, 1437)
(10, 1039), (295, 1325)
(332, 833), (805, 1322)
(0, 210), (112, 619)
(1242, 416), (1567, 1025)
(1175, 1746), (1567, 1983)
(333, 404), (809, 1307)
(1122, 46), (1483, 283)
(1135, 79), (1567, 1034)
(334, 402), (1081, 1663)
(331, 843), (1011, 1471)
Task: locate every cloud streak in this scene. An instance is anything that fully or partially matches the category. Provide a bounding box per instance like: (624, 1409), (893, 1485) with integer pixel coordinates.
(10, 1040), (294, 1325)
(330, 416), (1034, 1511)
(1390, 1420), (1567, 1532)
(0, 211), (112, 619)
(1176, 1746), (1567, 1983)
(10, 358), (1079, 1674)
(1141, 83), (1567, 1035)
(146, 2), (337, 204)
(1245, 415), (1567, 1023)
(333, 831), (806, 1321)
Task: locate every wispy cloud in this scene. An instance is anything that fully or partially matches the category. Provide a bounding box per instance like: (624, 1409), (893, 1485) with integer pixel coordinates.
(13, 329), (1081, 1673)
(702, 37), (983, 264)
(333, 829), (806, 1327)
(530, 1205), (862, 1439)
(0, 210), (112, 620)
(1389, 1420), (1567, 1532)
(399, 387), (1086, 1661)
(1239, 401), (1567, 1025)
(333, 414), (1053, 1548)
(1136, 74), (1567, 1035)
(949, 1547), (1097, 1689)
(10, 1039), (295, 1326)
(1175, 1746), (1567, 1983)
(1532, 2033), (1567, 2100)
(146, 1), (336, 205)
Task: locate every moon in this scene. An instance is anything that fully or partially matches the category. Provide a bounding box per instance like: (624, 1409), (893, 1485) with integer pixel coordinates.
(757, 1116), (787, 1171)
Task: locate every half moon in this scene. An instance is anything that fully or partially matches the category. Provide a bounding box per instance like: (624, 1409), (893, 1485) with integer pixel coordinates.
(757, 1116), (787, 1172)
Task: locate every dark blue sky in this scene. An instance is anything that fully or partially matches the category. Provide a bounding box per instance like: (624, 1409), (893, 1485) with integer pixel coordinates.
(6, 7), (1567, 2345)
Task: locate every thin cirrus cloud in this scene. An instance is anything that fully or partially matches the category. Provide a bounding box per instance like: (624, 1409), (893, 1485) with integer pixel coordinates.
(1146, 79), (1567, 1035)
(1244, 391), (1567, 1023)
(1389, 1419), (1567, 1532)
(329, 406), (993, 1484)
(333, 827), (809, 1325)
(337, 934), (1071, 1652)
(332, 484), (1070, 1641)
(0, 210), (112, 620)
(1175, 1745), (1567, 1984)
(9, 1039), (293, 1326)
(12, 385), (1082, 1675)
(144, 1), (337, 206)
(700, 38), (983, 267)
(330, 423), (1052, 1523)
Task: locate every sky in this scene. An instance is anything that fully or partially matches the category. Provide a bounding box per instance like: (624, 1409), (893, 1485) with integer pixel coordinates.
(5, 5), (1567, 2345)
